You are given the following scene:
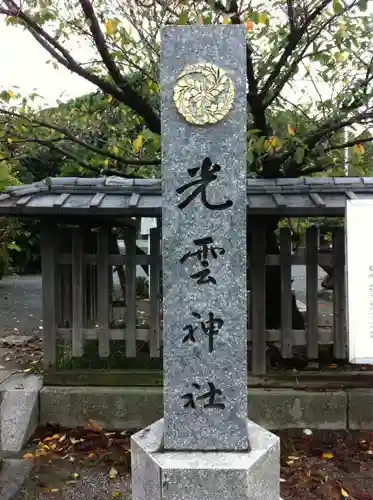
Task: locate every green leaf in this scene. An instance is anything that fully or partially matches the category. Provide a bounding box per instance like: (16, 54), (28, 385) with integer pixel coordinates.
(334, 52), (346, 62)
(295, 147), (305, 164)
(358, 0), (368, 11)
(247, 148), (254, 165)
(177, 11), (189, 25)
(133, 134), (144, 153)
(332, 0), (344, 14)
(7, 242), (21, 252)
(0, 91), (10, 103)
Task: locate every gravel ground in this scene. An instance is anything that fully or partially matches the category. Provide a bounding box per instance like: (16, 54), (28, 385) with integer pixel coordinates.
(0, 275), (43, 337)
(18, 467), (131, 500)
(16, 429), (373, 500)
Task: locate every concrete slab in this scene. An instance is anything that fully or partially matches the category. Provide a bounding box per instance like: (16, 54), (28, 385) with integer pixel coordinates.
(348, 389), (373, 429)
(40, 386), (348, 431)
(0, 458), (34, 500)
(40, 386), (163, 430)
(248, 389), (347, 430)
(1, 374), (42, 456)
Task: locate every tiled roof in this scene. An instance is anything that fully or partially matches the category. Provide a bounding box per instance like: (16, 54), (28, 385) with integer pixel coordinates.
(0, 176), (372, 217)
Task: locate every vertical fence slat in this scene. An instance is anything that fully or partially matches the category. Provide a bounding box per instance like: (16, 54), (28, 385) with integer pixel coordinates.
(333, 227), (346, 359)
(149, 227), (161, 358)
(97, 227), (110, 358)
(280, 228), (293, 358)
(41, 224), (57, 367)
(60, 265), (72, 328)
(306, 226), (319, 359)
(72, 228), (84, 357)
(125, 228), (137, 357)
(108, 261), (114, 325)
(251, 222), (267, 375)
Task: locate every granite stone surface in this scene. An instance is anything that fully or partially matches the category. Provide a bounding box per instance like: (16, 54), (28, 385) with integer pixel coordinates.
(131, 419), (282, 500)
(161, 25), (248, 451)
(0, 374), (42, 455)
(0, 459), (34, 500)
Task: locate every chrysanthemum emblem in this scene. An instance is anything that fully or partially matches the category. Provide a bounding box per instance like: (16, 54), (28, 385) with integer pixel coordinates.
(173, 63), (235, 126)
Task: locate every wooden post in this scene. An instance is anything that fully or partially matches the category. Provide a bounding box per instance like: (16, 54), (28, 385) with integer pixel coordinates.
(280, 228), (293, 358)
(251, 222), (267, 375)
(333, 227), (346, 359)
(97, 227), (110, 357)
(72, 228), (84, 357)
(125, 227), (137, 357)
(306, 226), (319, 359)
(41, 223), (57, 367)
(149, 227), (161, 358)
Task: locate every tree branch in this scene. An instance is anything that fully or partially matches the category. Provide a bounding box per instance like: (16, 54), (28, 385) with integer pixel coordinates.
(301, 160), (349, 176)
(37, 140), (101, 173)
(260, 0), (332, 98)
(325, 135), (373, 152)
(286, 0), (296, 34)
(1, 0), (161, 134)
(0, 108), (161, 166)
(78, 0), (157, 119)
(284, 112), (373, 175)
(207, 0), (267, 133)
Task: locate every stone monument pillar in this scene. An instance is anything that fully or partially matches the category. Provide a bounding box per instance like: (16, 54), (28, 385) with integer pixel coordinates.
(131, 25), (282, 500)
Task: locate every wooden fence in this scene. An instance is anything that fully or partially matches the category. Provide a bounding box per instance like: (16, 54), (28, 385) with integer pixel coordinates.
(41, 221), (346, 376)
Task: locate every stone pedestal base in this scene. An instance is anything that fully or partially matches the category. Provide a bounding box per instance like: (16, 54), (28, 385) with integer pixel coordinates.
(131, 419), (282, 500)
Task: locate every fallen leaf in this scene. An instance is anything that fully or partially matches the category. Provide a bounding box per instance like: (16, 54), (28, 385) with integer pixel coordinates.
(341, 487), (349, 498)
(70, 437), (84, 444)
(72, 472), (80, 479)
(112, 491), (120, 498)
(88, 419), (103, 432)
(35, 449), (48, 457)
(109, 467), (118, 479)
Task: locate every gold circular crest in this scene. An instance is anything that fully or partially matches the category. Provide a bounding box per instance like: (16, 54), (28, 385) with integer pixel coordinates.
(173, 62), (235, 126)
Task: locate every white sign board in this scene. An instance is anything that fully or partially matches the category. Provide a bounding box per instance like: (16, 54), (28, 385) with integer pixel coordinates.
(346, 199), (373, 364)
